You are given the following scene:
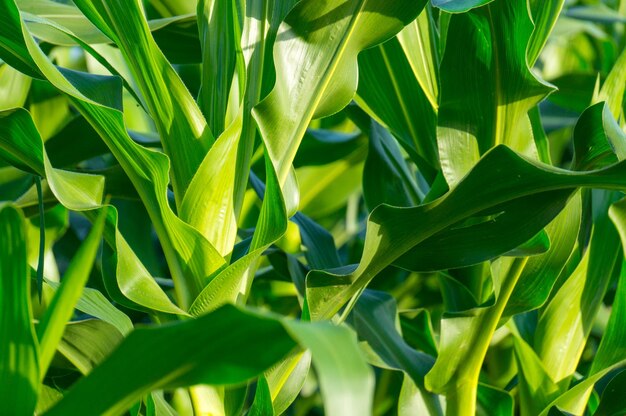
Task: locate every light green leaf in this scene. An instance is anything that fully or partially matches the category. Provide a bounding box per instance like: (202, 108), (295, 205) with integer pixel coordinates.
(594, 47), (626, 120)
(71, 0), (213, 203)
(0, 0), (226, 307)
(397, 7), (439, 111)
(36, 207), (107, 377)
(44, 282), (133, 336)
(265, 350), (311, 415)
(528, 0), (567, 65)
(57, 319), (125, 375)
(534, 191), (621, 382)
(188, 155), (286, 315)
(513, 335), (562, 416)
(253, 0), (427, 190)
(424, 258), (528, 415)
(0, 63), (31, 110)
(0, 203), (39, 416)
(282, 320), (374, 416)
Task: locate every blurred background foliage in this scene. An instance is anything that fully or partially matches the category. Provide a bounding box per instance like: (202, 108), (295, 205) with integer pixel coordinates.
(0, 0), (625, 415)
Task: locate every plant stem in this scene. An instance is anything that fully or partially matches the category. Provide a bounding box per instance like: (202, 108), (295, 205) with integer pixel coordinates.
(445, 257), (528, 416)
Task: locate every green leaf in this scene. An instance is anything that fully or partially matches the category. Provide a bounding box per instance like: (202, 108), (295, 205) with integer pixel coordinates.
(397, 7), (439, 111)
(431, 0), (495, 13)
(527, 0), (566, 65)
(594, 47), (626, 120)
(398, 374), (443, 416)
(437, 0), (554, 186)
(71, 0), (213, 203)
(265, 350), (311, 415)
(356, 35), (438, 176)
(503, 192), (581, 317)
(0, 0), (226, 307)
(592, 199), (626, 374)
(36, 207), (107, 377)
(424, 258), (528, 415)
(180, 114), (243, 257)
(349, 290), (441, 414)
(0, 107), (183, 315)
(572, 103), (626, 171)
(476, 384), (514, 416)
(248, 375), (275, 416)
(282, 319), (374, 416)
(188, 155), (286, 315)
(593, 370), (626, 416)
(253, 0), (427, 190)
(513, 335), (562, 416)
(197, 0), (243, 137)
(534, 191), (622, 382)
(393, 190), (560, 272)
(45, 305), (296, 416)
(0, 63), (31, 110)
(0, 108), (104, 210)
(362, 119), (422, 210)
(306, 145), (626, 322)
(0, 203), (39, 416)
(44, 282), (133, 336)
(56, 319), (125, 375)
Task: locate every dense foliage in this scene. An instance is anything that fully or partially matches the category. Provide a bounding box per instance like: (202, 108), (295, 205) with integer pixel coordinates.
(1, 0), (625, 415)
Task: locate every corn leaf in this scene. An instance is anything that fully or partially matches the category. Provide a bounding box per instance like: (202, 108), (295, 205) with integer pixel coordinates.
(36, 207), (107, 377)
(432, 0), (496, 13)
(0, 107), (183, 314)
(71, 0), (213, 202)
(437, 0), (553, 186)
(253, 0), (427, 189)
(306, 145), (626, 322)
(0, 203), (39, 416)
(0, 0), (226, 307)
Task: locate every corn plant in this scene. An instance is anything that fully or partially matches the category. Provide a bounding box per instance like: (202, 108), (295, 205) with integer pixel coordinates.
(1, 0), (625, 414)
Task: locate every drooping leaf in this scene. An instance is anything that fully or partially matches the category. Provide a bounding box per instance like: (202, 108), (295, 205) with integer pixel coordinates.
(0, 108), (183, 315)
(0, 0), (226, 307)
(45, 305), (296, 416)
(57, 319), (125, 375)
(306, 145), (626, 322)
